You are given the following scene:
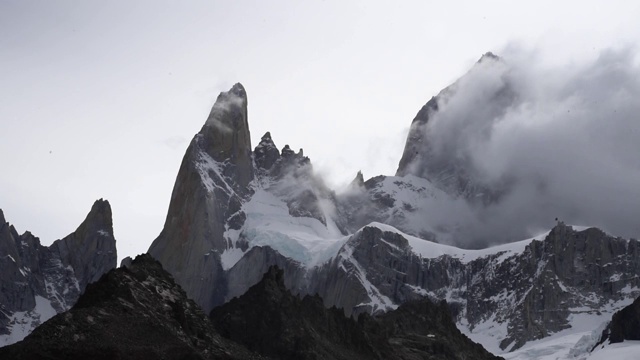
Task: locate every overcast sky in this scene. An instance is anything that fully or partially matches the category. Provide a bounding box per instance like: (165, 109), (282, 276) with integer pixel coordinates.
(1, 0), (639, 262)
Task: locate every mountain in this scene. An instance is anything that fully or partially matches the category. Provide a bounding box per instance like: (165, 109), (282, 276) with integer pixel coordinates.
(145, 79), (640, 357)
(211, 266), (501, 360)
(0, 254), (265, 360)
(0, 199), (117, 347)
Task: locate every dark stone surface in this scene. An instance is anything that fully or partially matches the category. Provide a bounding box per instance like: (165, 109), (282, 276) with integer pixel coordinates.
(254, 131), (280, 171)
(596, 295), (640, 347)
(211, 266), (502, 360)
(0, 254), (265, 360)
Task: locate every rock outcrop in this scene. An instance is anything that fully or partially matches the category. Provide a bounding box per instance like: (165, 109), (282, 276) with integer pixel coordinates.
(0, 254), (264, 360)
(49, 199), (117, 292)
(253, 131), (280, 171)
(596, 295), (640, 347)
(211, 266), (502, 360)
(0, 200), (117, 346)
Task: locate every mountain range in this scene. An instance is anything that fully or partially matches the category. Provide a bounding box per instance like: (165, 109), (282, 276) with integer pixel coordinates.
(1, 53), (639, 359)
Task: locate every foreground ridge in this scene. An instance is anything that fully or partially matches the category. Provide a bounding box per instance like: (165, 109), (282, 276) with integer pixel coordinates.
(211, 266), (502, 360)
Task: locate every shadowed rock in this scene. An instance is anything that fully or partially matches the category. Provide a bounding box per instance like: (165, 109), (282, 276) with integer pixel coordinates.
(0, 254), (264, 359)
(211, 266), (502, 360)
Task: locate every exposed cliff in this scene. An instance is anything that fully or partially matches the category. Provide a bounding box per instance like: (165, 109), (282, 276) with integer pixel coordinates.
(148, 83), (253, 312)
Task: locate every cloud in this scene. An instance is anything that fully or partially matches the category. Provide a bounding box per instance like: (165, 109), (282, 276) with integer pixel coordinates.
(411, 47), (640, 245)
(162, 136), (188, 149)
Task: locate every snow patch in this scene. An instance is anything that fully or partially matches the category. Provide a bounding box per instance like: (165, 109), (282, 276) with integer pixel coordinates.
(194, 147), (234, 195)
(0, 296), (57, 347)
(97, 229), (110, 237)
(366, 222), (551, 264)
(220, 248), (245, 270)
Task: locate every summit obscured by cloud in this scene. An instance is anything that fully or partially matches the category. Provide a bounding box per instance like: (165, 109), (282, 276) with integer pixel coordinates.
(403, 48), (640, 245)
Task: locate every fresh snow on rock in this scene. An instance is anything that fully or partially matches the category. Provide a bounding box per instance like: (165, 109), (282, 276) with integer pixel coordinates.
(220, 248), (245, 270)
(367, 221), (554, 263)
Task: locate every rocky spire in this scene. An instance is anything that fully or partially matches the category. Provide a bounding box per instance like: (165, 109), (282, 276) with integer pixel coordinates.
(148, 83), (256, 312)
(50, 199), (117, 293)
(254, 131), (280, 171)
(350, 170), (365, 189)
(199, 83), (253, 190)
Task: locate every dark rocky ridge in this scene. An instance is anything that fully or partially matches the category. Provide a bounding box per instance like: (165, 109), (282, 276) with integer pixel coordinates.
(0, 254), (265, 360)
(0, 199), (117, 345)
(309, 223), (640, 351)
(211, 266), (502, 360)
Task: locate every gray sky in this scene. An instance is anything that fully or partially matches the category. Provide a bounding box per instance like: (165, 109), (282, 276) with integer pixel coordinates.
(1, 0), (639, 262)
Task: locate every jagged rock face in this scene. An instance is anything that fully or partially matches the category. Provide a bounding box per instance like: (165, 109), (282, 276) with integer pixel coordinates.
(0, 254), (264, 360)
(211, 266), (501, 360)
(311, 223), (640, 351)
(148, 83), (254, 312)
(49, 199), (117, 292)
(596, 295), (640, 347)
(395, 53), (515, 204)
(0, 200), (117, 347)
(253, 131), (280, 171)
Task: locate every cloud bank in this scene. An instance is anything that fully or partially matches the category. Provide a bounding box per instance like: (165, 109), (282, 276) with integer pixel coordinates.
(410, 48), (640, 245)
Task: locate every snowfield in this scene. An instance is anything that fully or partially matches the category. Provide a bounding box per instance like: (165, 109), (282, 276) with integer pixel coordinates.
(0, 296), (56, 346)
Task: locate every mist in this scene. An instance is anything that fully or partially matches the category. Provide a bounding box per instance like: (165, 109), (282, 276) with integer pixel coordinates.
(409, 47), (640, 246)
